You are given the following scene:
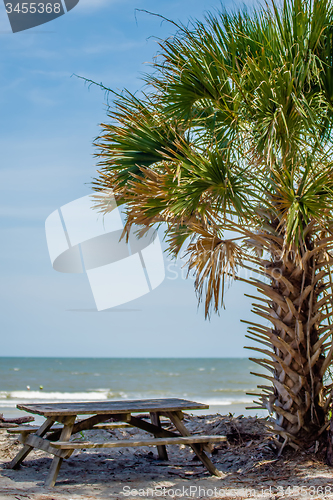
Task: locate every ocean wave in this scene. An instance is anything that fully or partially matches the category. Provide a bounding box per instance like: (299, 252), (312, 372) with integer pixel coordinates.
(0, 390), (111, 401)
(199, 397), (254, 406)
(0, 390), (254, 410)
(212, 388), (256, 393)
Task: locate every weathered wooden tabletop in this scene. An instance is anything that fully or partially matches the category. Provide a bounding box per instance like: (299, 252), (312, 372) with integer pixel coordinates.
(17, 398), (209, 416)
(10, 398), (223, 487)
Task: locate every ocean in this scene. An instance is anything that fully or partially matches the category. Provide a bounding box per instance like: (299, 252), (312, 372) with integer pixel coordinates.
(0, 358), (266, 423)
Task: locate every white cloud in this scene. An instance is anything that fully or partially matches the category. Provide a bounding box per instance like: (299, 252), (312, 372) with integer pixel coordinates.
(80, 40), (146, 55)
(76, 0), (123, 11)
(0, 206), (55, 219)
(0, 3), (11, 32)
(28, 88), (57, 107)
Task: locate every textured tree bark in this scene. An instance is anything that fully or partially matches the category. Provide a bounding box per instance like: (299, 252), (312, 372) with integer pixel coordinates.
(326, 417), (333, 465)
(246, 229), (333, 450)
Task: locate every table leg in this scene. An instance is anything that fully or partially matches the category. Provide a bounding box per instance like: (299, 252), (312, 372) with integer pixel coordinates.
(8, 417), (55, 469)
(150, 412), (168, 460)
(45, 416), (75, 488)
(165, 411), (223, 477)
(47, 413), (116, 442)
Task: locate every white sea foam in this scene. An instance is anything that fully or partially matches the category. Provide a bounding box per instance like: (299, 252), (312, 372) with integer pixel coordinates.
(0, 390), (253, 407)
(0, 390), (110, 401)
(199, 397), (254, 406)
(212, 388), (256, 393)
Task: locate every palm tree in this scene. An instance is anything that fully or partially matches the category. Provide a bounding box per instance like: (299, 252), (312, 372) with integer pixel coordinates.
(92, 0), (333, 451)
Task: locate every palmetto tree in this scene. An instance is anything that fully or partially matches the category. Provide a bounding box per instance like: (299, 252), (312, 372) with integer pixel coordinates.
(92, 0), (333, 450)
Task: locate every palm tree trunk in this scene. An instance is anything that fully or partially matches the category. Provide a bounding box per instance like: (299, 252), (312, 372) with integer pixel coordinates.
(245, 231), (333, 450)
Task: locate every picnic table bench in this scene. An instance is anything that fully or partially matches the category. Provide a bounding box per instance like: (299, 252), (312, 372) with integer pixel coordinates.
(7, 398), (226, 487)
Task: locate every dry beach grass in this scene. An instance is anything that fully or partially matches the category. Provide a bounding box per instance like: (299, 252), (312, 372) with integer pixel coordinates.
(1, 414), (333, 500)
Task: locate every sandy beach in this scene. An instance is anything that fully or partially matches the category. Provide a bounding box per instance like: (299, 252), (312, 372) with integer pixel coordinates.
(1, 414), (333, 500)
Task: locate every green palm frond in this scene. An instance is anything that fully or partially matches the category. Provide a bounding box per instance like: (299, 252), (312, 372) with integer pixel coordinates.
(94, 0), (333, 315)
(94, 90), (189, 193)
(91, 0), (333, 450)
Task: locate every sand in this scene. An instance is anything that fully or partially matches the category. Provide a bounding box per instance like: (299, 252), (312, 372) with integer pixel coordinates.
(1, 414), (333, 500)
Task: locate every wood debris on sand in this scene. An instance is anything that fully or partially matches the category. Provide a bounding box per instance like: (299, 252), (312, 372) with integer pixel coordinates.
(1, 413), (333, 499)
(0, 413), (34, 429)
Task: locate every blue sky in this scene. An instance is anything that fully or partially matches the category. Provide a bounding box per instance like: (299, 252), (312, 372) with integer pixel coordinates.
(0, 0), (258, 357)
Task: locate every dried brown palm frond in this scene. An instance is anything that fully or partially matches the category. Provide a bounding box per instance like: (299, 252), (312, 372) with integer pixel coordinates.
(185, 228), (244, 316)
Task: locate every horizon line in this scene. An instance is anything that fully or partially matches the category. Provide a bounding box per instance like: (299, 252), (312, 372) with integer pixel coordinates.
(0, 356), (249, 359)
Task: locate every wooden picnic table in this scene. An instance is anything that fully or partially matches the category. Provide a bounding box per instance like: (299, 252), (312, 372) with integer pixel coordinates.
(7, 398), (226, 487)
